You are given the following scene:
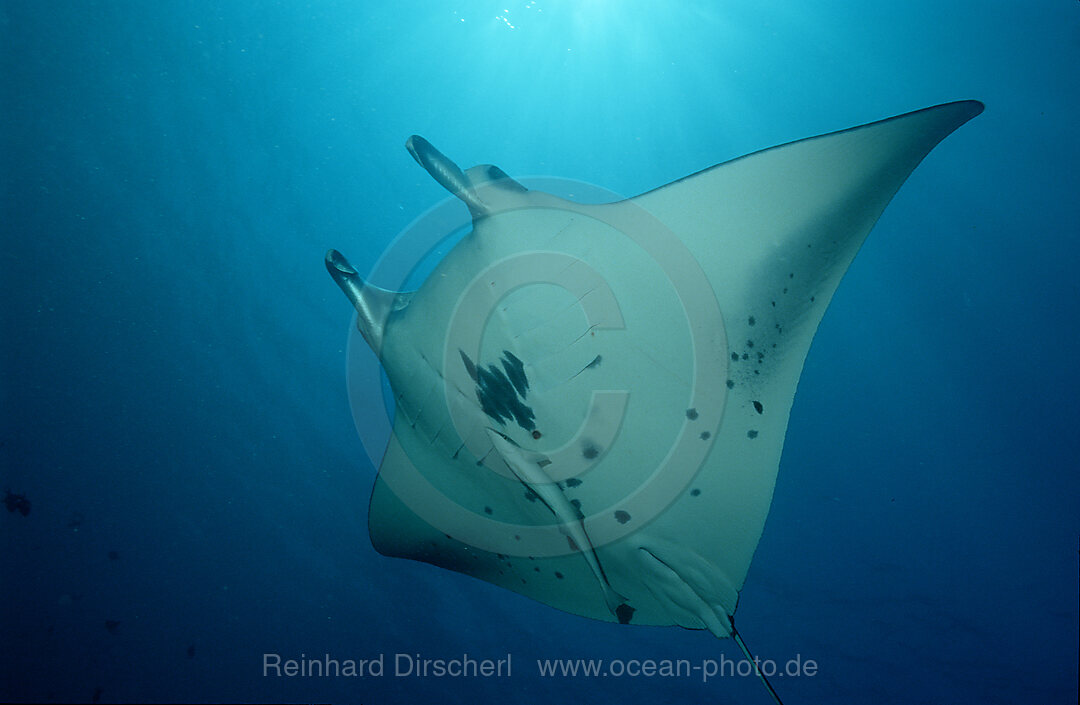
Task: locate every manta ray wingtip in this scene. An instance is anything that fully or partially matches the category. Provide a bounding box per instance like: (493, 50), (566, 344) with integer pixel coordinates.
(952, 98), (985, 120)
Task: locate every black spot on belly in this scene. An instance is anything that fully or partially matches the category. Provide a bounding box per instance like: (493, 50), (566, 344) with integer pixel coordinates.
(615, 603), (636, 625)
(614, 510), (631, 524)
(686, 408), (699, 420)
(747, 430), (759, 439)
(746, 340), (754, 348)
(748, 315), (756, 326)
(532, 430), (542, 440)
(582, 443), (600, 459)
(731, 352), (740, 361)
(753, 401), (763, 414)
(484, 506), (493, 514)
(690, 488), (701, 497)
(700, 431), (711, 440)
(555, 571), (564, 580)
(726, 379), (734, 389)
(565, 478), (582, 488)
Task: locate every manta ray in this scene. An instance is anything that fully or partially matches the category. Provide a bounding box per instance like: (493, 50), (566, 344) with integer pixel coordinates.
(326, 100), (982, 703)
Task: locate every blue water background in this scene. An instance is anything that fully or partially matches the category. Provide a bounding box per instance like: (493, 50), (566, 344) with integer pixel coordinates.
(3, 2), (1078, 703)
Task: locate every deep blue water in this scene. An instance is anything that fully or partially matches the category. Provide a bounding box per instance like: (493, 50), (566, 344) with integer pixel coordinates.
(3, 2), (1078, 703)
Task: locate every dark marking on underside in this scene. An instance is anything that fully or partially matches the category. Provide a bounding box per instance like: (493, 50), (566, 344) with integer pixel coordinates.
(753, 401), (764, 414)
(459, 350), (478, 381)
(686, 408), (699, 420)
(484, 506), (493, 515)
(747, 430), (759, 439)
(690, 488), (701, 497)
(582, 443), (599, 459)
(565, 478), (582, 487)
(555, 571), (565, 579)
(614, 510), (631, 524)
(616, 603), (635, 624)
(461, 349), (536, 431)
(700, 431), (711, 440)
(501, 350), (529, 396)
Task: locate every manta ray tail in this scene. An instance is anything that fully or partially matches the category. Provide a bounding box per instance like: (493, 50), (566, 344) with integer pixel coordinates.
(729, 619), (785, 705)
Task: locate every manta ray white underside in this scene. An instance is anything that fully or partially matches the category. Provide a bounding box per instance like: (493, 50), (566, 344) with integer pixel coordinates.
(326, 100), (983, 703)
